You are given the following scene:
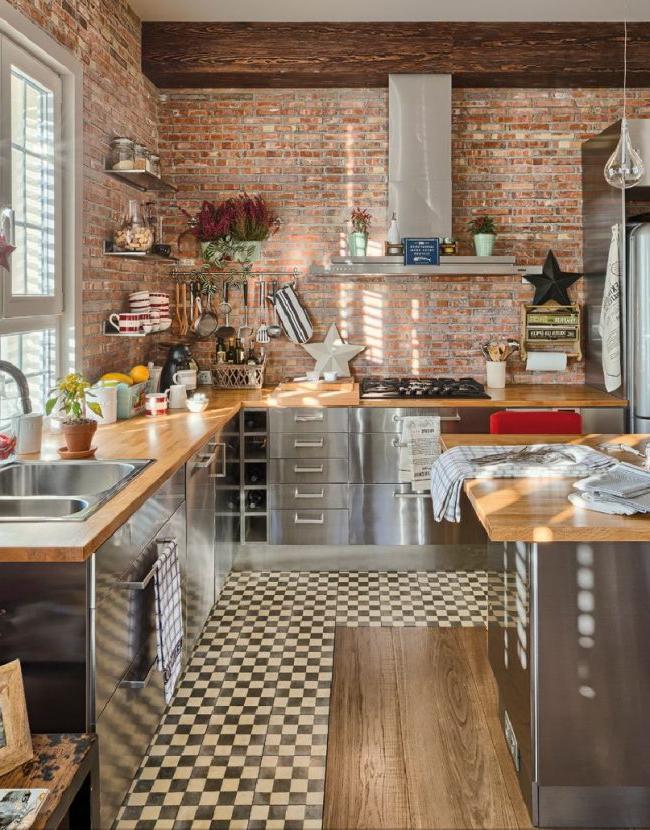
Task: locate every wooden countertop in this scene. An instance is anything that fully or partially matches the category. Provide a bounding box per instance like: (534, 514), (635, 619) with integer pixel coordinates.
(0, 382), (627, 562)
(441, 433), (650, 543)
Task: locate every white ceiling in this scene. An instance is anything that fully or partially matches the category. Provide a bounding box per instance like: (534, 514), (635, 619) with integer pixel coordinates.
(129, 0), (650, 22)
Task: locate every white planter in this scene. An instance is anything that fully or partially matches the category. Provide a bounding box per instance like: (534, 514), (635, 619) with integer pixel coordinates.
(485, 360), (506, 389)
(473, 233), (495, 257)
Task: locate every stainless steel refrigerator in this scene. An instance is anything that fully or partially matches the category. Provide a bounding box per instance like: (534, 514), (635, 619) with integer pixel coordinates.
(582, 119), (650, 431)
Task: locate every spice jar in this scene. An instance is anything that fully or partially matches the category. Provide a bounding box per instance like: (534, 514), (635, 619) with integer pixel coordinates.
(110, 137), (134, 170)
(113, 199), (154, 252)
(133, 143), (147, 171)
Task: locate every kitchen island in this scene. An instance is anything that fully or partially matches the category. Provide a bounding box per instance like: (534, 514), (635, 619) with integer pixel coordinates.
(442, 433), (650, 828)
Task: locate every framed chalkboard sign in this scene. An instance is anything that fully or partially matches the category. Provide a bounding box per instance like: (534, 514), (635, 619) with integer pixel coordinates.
(403, 238), (440, 266)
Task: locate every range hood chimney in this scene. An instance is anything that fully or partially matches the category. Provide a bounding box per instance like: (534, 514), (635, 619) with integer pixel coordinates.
(388, 74), (452, 239)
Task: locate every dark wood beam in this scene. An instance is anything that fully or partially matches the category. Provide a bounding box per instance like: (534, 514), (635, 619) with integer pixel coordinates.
(141, 21), (650, 89)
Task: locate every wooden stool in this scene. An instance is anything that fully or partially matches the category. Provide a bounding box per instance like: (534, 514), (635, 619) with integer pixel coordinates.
(0, 734), (99, 830)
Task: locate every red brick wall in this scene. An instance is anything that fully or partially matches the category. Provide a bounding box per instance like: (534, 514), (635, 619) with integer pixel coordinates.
(159, 86), (650, 385)
(5, 0), (167, 379)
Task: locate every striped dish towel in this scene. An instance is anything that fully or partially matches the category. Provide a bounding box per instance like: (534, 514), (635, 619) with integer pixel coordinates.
(154, 539), (184, 704)
(431, 444), (614, 523)
(271, 284), (313, 344)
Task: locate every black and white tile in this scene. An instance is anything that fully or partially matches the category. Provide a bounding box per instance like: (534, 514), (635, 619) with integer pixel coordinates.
(115, 570), (486, 830)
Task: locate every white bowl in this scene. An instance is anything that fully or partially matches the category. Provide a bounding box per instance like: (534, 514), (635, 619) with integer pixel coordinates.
(157, 319), (172, 332)
(186, 397), (208, 413)
(129, 291), (149, 301)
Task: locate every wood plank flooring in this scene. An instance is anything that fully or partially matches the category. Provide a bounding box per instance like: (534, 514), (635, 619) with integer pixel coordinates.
(324, 627), (529, 830)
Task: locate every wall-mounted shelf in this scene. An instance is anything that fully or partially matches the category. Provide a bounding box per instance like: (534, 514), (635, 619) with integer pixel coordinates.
(102, 241), (178, 263)
(321, 255), (523, 277)
(103, 164), (177, 193)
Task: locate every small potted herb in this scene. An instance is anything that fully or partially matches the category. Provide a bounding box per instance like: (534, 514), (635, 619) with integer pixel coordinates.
(349, 208), (371, 257)
(46, 373), (103, 453)
(468, 215), (497, 257)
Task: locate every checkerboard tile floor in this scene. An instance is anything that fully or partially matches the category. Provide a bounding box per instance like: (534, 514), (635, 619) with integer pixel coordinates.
(115, 570), (487, 830)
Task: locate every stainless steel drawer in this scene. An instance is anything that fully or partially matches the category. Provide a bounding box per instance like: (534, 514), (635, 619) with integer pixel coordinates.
(269, 509), (349, 545)
(349, 484), (487, 545)
(96, 643), (166, 829)
(270, 458), (349, 484)
(270, 432), (348, 459)
(349, 406), (496, 433)
(270, 483), (349, 510)
(270, 407), (348, 433)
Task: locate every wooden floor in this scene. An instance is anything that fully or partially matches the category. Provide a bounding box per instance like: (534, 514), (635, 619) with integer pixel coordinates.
(323, 627), (532, 830)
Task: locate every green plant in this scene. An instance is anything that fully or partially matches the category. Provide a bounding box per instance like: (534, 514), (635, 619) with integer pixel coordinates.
(202, 236), (257, 268)
(468, 215), (496, 236)
(45, 373), (102, 423)
(350, 208), (371, 235)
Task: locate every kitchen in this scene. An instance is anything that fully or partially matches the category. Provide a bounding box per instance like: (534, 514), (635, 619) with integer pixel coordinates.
(0, 1), (650, 829)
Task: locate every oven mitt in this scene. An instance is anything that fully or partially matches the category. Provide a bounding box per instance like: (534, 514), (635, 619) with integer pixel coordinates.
(270, 284), (313, 344)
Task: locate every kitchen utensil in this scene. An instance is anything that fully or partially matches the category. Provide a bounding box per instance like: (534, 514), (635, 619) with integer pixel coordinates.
(160, 343), (192, 392)
(238, 280), (253, 339)
(598, 442), (646, 458)
(256, 279), (270, 344)
(194, 291), (219, 339)
(180, 284), (188, 335)
(215, 283), (236, 339)
(175, 284), (182, 332)
(267, 280), (282, 338)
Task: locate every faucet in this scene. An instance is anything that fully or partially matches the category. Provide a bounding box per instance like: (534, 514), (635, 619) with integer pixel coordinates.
(0, 360), (32, 414)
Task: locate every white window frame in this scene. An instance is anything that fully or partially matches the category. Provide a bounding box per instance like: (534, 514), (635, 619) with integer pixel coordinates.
(0, 0), (82, 377)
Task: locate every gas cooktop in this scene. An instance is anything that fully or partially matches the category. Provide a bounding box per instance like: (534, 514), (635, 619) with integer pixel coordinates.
(360, 377), (490, 399)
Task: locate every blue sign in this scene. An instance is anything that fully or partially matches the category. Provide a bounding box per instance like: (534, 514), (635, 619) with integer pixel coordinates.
(403, 237), (440, 266)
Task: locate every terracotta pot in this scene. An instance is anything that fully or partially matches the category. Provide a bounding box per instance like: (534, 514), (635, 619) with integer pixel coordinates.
(61, 420), (97, 453)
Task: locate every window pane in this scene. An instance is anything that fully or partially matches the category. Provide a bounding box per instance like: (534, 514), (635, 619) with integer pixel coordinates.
(10, 66), (56, 297)
(0, 329), (57, 420)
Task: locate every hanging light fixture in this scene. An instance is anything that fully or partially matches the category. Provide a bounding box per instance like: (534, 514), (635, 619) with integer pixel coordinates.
(604, 19), (645, 189)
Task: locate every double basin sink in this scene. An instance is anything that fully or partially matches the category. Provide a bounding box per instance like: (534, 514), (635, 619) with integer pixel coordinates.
(0, 459), (153, 521)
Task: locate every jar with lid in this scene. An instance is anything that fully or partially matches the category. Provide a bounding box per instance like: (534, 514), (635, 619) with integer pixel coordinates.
(113, 199), (154, 252)
(148, 153), (161, 178)
(133, 143), (147, 171)
(177, 218), (200, 261)
(110, 137), (134, 171)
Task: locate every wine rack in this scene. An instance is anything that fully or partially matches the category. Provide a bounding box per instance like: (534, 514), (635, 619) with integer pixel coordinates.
(240, 408), (268, 543)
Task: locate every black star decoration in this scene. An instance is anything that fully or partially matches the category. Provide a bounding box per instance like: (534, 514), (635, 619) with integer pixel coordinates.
(525, 250), (581, 305)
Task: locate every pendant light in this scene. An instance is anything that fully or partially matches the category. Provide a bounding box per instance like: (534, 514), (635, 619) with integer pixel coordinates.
(604, 19), (645, 189)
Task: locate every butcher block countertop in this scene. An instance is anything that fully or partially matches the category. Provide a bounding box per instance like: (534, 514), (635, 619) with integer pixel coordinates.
(441, 433), (650, 544)
(0, 383), (627, 563)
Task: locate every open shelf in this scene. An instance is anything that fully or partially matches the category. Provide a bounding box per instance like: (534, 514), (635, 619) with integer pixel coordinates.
(102, 242), (178, 263)
(103, 165), (177, 192)
(321, 254), (523, 277)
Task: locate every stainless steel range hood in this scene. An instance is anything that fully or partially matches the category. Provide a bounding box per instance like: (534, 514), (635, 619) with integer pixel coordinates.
(388, 74), (452, 239)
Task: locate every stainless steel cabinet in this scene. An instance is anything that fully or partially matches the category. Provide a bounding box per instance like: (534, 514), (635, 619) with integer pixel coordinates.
(186, 437), (218, 649)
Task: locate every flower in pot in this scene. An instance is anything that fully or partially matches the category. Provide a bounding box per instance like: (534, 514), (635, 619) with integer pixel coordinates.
(349, 208), (371, 257)
(468, 215), (497, 257)
(229, 193), (280, 262)
(45, 373), (102, 453)
(193, 194), (279, 267)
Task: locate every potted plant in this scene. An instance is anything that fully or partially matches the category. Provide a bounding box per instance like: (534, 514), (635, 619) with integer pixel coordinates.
(45, 373), (102, 453)
(190, 194), (279, 267)
(349, 208), (371, 257)
(468, 215), (497, 257)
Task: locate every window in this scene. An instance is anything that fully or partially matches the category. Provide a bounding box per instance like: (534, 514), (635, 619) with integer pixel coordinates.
(0, 26), (73, 423)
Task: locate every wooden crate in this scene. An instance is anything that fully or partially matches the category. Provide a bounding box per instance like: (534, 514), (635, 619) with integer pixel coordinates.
(520, 302), (582, 360)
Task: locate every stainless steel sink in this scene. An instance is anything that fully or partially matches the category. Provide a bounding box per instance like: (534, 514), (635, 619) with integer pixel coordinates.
(0, 459), (153, 522)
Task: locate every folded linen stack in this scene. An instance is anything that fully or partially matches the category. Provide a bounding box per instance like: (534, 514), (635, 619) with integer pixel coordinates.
(570, 463), (650, 515)
(430, 444), (614, 523)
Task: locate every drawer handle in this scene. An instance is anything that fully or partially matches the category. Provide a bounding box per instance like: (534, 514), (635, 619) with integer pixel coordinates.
(294, 489), (324, 499)
(294, 438), (324, 448)
(194, 451), (216, 469)
(391, 413), (461, 423)
(118, 538), (176, 590)
(295, 413), (324, 422)
(120, 660), (156, 689)
(393, 490), (431, 499)
(294, 512), (325, 524)
(293, 465), (324, 473)
(209, 442), (227, 478)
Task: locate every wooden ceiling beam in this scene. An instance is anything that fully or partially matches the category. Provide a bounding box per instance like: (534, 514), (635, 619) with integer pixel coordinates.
(141, 22), (650, 89)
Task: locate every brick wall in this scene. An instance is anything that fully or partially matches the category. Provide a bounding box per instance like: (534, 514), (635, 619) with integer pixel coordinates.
(5, 0), (167, 379)
(159, 86), (650, 385)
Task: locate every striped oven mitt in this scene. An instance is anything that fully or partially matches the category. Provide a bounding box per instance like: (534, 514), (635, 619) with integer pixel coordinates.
(271, 284), (313, 344)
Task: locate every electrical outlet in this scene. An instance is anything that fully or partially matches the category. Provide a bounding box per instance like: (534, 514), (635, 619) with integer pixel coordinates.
(197, 370), (212, 386)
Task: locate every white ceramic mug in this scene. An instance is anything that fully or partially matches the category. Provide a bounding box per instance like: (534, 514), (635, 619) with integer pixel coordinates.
(173, 369), (197, 390)
(13, 413), (43, 454)
(168, 384), (188, 409)
(109, 312), (140, 333)
(87, 385), (118, 425)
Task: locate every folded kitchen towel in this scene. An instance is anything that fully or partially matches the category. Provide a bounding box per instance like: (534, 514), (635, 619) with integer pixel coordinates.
(398, 416), (441, 488)
(430, 444), (614, 523)
(571, 462), (650, 515)
(154, 539), (184, 704)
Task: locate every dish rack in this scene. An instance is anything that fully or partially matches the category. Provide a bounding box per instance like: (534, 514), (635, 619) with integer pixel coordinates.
(212, 358), (266, 389)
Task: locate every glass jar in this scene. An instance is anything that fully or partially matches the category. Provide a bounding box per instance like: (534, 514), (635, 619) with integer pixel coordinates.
(177, 218), (200, 261)
(110, 137), (134, 170)
(148, 153), (161, 178)
(113, 199), (154, 252)
(133, 143), (147, 171)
